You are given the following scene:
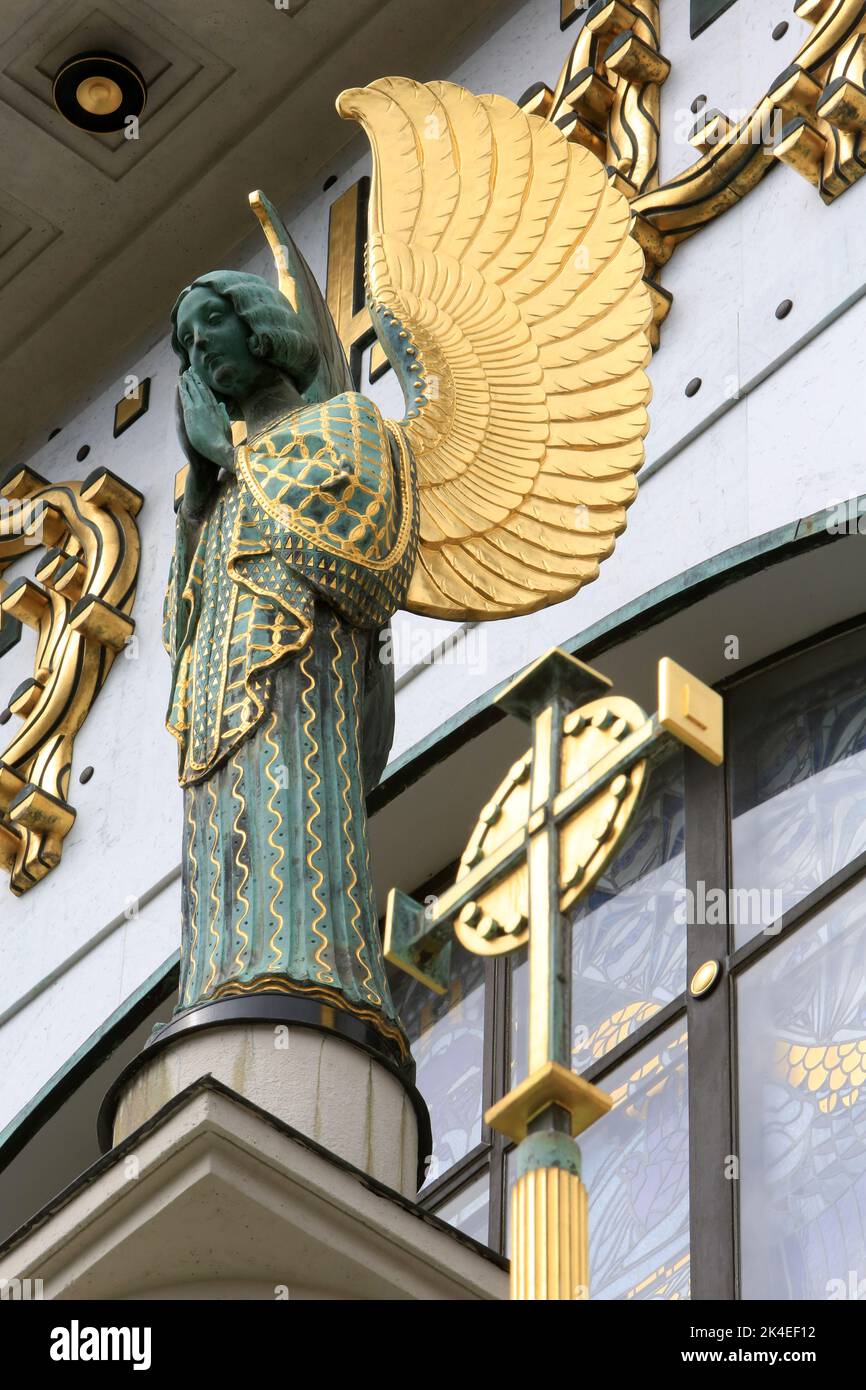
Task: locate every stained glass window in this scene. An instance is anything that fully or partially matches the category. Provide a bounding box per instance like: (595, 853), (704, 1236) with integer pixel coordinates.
(738, 877), (866, 1299)
(730, 627), (866, 946)
(436, 1172), (490, 1245)
(505, 1021), (690, 1298)
(391, 949), (486, 1189)
(510, 750), (685, 1085)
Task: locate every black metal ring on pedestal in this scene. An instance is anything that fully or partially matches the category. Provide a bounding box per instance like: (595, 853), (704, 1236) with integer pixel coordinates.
(97, 992), (432, 1190)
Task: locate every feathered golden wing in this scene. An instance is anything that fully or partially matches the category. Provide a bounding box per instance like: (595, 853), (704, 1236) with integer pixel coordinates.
(336, 77), (653, 621)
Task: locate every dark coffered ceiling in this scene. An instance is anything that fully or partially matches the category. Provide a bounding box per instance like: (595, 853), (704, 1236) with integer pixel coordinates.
(0, 0), (501, 463)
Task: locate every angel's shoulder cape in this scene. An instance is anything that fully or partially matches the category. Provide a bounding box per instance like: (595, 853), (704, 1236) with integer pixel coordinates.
(163, 391), (418, 783)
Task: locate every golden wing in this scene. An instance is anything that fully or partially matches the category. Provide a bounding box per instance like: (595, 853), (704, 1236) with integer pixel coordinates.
(336, 77), (653, 622)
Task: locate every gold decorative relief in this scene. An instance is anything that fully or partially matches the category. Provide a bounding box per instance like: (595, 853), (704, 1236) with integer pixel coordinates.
(631, 1), (866, 274)
(325, 179), (388, 384)
(0, 465), (142, 894)
(528, 2), (671, 344)
(534, 0), (866, 345)
(542, 1), (668, 199)
(454, 693), (648, 959)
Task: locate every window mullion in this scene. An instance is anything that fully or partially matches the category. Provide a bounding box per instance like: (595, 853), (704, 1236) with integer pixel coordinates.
(684, 748), (737, 1299)
(486, 955), (510, 1253)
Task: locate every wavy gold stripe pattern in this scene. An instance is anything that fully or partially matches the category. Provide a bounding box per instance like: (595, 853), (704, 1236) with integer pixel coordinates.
(263, 711), (287, 972)
(230, 751), (251, 974)
(210, 972), (410, 1060)
(204, 781), (222, 995)
(175, 616), (407, 1056)
(339, 623), (379, 1005)
(183, 786), (200, 1007)
(299, 641), (332, 983)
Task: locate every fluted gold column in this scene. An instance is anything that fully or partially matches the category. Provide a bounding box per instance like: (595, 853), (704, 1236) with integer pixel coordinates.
(511, 1159), (589, 1301)
(488, 1070), (611, 1302)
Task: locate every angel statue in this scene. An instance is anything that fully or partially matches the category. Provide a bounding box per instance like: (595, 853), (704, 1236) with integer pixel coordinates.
(162, 78), (652, 1070)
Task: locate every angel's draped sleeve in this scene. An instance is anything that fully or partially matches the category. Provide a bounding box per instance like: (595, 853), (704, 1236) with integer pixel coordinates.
(163, 390), (418, 785)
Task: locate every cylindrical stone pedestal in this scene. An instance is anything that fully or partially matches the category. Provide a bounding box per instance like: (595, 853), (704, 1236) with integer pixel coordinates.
(107, 1020), (422, 1198)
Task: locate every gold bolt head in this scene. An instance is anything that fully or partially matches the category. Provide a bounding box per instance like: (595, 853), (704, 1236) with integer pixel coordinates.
(76, 75), (123, 115)
(690, 959), (721, 998)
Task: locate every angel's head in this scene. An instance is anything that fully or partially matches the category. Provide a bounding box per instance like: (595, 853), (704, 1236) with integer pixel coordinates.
(170, 271), (320, 405)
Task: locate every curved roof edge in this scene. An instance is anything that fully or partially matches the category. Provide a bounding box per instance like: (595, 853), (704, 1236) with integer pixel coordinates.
(371, 502), (846, 814)
(0, 954), (178, 1179)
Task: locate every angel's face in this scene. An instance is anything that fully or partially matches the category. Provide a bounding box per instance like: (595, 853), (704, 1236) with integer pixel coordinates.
(176, 286), (272, 400)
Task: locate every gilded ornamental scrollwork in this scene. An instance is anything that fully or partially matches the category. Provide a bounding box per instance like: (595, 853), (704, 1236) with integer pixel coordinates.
(0, 465), (142, 894)
(324, 3), (866, 362)
(530, 1), (866, 344)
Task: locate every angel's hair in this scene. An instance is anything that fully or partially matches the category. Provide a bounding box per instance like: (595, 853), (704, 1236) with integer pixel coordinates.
(170, 270), (321, 395)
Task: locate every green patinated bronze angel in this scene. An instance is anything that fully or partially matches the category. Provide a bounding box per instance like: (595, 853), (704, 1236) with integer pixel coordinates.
(163, 79), (652, 1064)
(164, 204), (417, 1063)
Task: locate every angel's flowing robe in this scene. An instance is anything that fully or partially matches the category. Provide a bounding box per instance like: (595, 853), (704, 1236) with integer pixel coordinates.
(163, 391), (418, 1062)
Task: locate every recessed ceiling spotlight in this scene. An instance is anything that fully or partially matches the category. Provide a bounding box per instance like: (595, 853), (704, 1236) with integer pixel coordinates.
(52, 52), (146, 133)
